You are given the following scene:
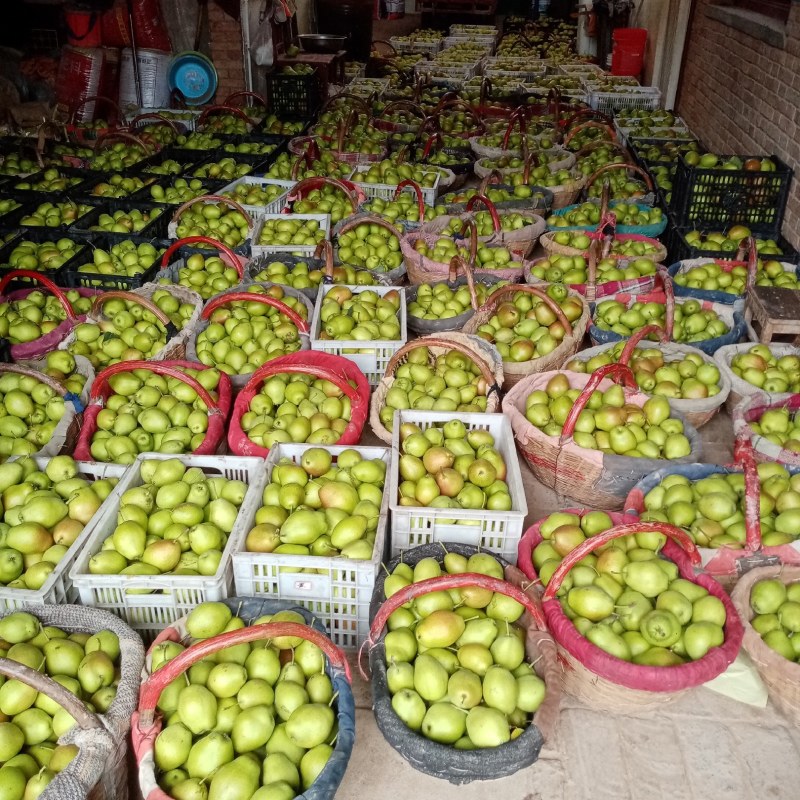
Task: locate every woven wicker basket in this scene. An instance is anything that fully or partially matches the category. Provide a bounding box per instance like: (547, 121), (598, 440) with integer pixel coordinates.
(473, 148), (576, 180)
(731, 393), (800, 468)
(714, 343), (800, 412)
(462, 283), (590, 388)
(502, 364), (704, 509)
(401, 220), (528, 284)
(731, 565), (800, 724)
(541, 520), (743, 711)
(369, 331), (504, 443)
(332, 212), (407, 284)
(565, 324), (732, 428)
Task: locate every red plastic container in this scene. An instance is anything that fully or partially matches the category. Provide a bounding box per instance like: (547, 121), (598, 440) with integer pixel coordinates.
(64, 8), (103, 48)
(611, 28), (647, 76)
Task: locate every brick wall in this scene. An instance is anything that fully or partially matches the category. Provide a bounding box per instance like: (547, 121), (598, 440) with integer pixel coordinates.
(678, 1), (800, 247)
(208, 2), (246, 102)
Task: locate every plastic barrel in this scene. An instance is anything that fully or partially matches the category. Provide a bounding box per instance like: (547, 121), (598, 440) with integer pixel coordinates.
(317, 0), (373, 61)
(119, 48), (172, 111)
(611, 28), (647, 76)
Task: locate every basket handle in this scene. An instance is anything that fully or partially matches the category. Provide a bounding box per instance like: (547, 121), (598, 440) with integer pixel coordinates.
(248, 360), (362, 404)
(483, 283), (573, 336)
(573, 139), (630, 162)
(0, 657), (104, 731)
(732, 441), (765, 552)
(546, 87), (562, 126)
(294, 136), (322, 163)
(562, 108), (613, 131)
(560, 363), (639, 442)
(137, 623), (350, 729)
(170, 194), (253, 228)
(394, 180), (426, 223)
(365, 574), (546, 651)
(657, 264), (676, 339)
(617, 323), (670, 366)
(317, 241), (336, 281)
(371, 39), (397, 56)
(336, 213), (400, 242)
(94, 130), (152, 156)
(421, 133), (442, 160)
(91, 290), (174, 332)
(385, 321), (496, 386)
(200, 292), (309, 333)
(501, 108), (527, 150)
(223, 91), (267, 110)
(541, 522), (701, 602)
(458, 218), (479, 265)
(466, 193), (502, 233)
(90, 360), (220, 412)
(416, 115), (440, 137)
(321, 93), (371, 118)
(585, 162), (654, 194)
(563, 121), (616, 150)
(522, 150), (540, 184)
(478, 169), (505, 194)
(160, 236), (244, 279)
(381, 100), (425, 120)
(69, 95), (123, 126)
(449, 254), (480, 311)
(736, 236), (759, 293)
(128, 113), (180, 135)
(480, 77), (492, 107)
(0, 364), (71, 398)
(197, 105), (252, 129)
(0, 270), (77, 320)
(287, 177), (358, 211)
(291, 149), (317, 181)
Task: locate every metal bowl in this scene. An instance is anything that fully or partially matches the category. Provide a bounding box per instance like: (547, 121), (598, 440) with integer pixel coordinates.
(298, 34), (348, 54)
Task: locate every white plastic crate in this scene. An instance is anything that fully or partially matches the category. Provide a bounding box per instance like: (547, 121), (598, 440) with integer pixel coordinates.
(219, 176), (291, 217)
(311, 284), (407, 386)
(443, 36), (495, 55)
(0, 459), (128, 611)
(389, 411), (527, 562)
(346, 168), (440, 206)
(232, 443), (390, 648)
(69, 454), (265, 642)
(415, 59), (484, 82)
(251, 213), (331, 259)
(558, 63), (604, 76)
(389, 37), (443, 57)
(589, 87), (662, 114)
(134, 108), (202, 133)
(485, 57), (549, 80)
(346, 78), (390, 99)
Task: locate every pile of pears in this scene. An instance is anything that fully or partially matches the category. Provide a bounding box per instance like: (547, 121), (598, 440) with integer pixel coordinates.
(88, 365), (224, 463)
(564, 342), (723, 400)
(473, 285), (584, 364)
(245, 447), (385, 561)
(748, 578), (800, 662)
(335, 221), (403, 273)
(87, 458), (248, 582)
(382, 551), (546, 748)
(379, 347), (491, 429)
(174, 202), (251, 251)
(412, 235), (515, 271)
(532, 510), (728, 666)
(5, 239), (83, 273)
(257, 218), (326, 249)
(239, 371), (355, 450)
(194, 286), (309, 377)
(168, 251), (241, 300)
(408, 279), (502, 322)
(523, 373), (693, 460)
(0, 456), (116, 589)
(66, 291), (196, 369)
(87, 207), (163, 235)
(0, 611), (123, 798)
(151, 602), (340, 800)
(528, 254), (656, 285)
(0, 292), (93, 345)
(317, 287), (402, 343)
(251, 259), (381, 291)
(594, 298), (730, 344)
(729, 344), (800, 393)
(397, 421), (513, 512)
(747, 405), (800, 453)
(638, 462), (800, 548)
(76, 240), (164, 283)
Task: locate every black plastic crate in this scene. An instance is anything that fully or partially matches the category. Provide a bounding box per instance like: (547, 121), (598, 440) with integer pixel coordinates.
(60, 233), (168, 291)
(0, 230), (91, 289)
(668, 223), (800, 266)
(74, 174), (161, 205)
(0, 198), (34, 233)
(260, 117), (312, 137)
(15, 199), (96, 234)
(9, 166), (99, 198)
(132, 151), (202, 177)
(266, 72), (323, 121)
(669, 153), (793, 234)
(128, 177), (223, 207)
(70, 201), (170, 242)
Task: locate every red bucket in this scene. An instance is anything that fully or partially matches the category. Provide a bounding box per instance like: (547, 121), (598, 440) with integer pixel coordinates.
(611, 27), (647, 76)
(64, 8), (103, 48)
